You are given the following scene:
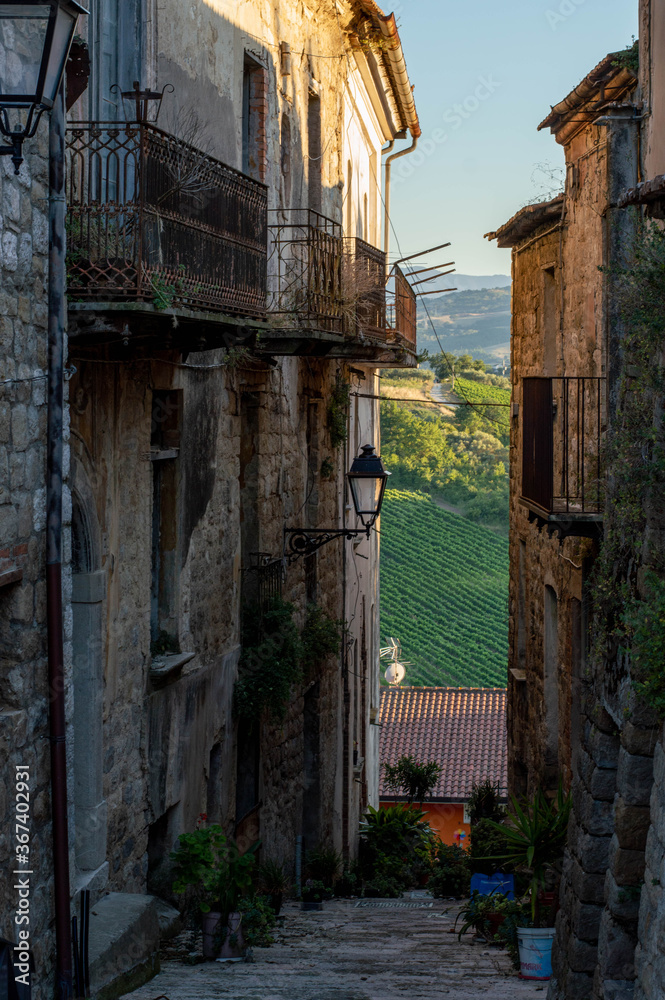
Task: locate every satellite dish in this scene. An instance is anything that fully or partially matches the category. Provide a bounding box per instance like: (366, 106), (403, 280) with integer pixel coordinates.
(380, 636), (409, 686)
(384, 660), (406, 686)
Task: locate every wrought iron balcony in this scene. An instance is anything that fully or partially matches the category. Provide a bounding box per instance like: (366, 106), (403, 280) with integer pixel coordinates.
(521, 377), (605, 536)
(390, 264), (417, 352)
(65, 121), (268, 323)
(269, 209), (344, 334)
(265, 210), (416, 360)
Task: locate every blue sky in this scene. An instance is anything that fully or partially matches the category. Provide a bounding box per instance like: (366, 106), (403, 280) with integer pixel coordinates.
(388, 0), (639, 276)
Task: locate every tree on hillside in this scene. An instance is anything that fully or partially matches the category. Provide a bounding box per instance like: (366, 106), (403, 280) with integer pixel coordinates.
(429, 352), (487, 389)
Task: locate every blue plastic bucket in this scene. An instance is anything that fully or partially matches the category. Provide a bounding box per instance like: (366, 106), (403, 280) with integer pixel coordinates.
(517, 926), (555, 980)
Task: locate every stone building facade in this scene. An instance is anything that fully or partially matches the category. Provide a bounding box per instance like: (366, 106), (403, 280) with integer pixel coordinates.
(0, 2), (421, 996)
(0, 100), (58, 986)
(488, 10), (665, 998)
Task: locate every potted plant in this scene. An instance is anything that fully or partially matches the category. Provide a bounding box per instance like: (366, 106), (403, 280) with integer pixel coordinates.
(301, 879), (331, 910)
(256, 859), (291, 916)
(483, 785), (571, 980)
(455, 889), (515, 941)
(171, 819), (259, 961)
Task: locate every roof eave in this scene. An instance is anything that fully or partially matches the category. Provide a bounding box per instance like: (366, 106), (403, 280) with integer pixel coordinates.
(538, 57), (637, 141)
(485, 194), (565, 249)
(349, 0), (421, 139)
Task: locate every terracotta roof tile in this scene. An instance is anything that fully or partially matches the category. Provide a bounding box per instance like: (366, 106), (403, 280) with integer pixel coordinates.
(379, 687), (507, 802)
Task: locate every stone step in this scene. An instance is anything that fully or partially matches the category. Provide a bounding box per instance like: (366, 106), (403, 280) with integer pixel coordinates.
(87, 892), (179, 1000)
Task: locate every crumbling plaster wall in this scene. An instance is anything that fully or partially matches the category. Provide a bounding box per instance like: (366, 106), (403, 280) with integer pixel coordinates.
(0, 125), (60, 1000)
(156, 0), (346, 219)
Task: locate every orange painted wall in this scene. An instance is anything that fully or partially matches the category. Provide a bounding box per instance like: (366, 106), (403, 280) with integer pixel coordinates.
(379, 800), (470, 848)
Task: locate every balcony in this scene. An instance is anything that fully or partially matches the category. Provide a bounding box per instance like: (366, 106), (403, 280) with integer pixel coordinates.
(262, 210), (416, 362)
(65, 121), (268, 348)
(390, 264), (417, 354)
(520, 377), (605, 537)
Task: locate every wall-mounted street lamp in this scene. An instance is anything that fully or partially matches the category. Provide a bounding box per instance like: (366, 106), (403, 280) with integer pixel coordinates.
(0, 0), (87, 172)
(284, 444), (390, 562)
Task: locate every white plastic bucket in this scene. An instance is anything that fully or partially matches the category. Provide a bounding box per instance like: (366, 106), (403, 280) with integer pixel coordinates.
(516, 926), (555, 980)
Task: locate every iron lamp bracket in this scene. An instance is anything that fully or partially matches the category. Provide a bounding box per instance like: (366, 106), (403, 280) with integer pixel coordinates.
(284, 525), (372, 563)
(0, 106), (46, 174)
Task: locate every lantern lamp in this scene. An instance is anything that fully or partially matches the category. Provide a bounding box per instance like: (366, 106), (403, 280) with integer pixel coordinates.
(0, 0), (87, 172)
(347, 443), (390, 530)
(284, 444), (390, 562)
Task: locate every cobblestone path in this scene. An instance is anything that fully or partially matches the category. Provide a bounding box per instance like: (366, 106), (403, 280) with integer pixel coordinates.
(124, 898), (547, 1000)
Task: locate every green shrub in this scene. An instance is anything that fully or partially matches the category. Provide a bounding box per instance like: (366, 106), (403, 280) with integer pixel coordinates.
(467, 779), (505, 824)
(305, 847), (343, 889)
(237, 894), (276, 947)
(428, 843), (471, 899)
(359, 804), (436, 892)
(468, 819), (511, 877)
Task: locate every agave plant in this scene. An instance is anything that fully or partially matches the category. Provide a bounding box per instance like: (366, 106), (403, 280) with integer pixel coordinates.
(483, 784), (572, 924)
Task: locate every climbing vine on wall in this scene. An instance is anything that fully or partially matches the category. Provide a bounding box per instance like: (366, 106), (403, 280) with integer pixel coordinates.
(327, 372), (351, 448)
(234, 598), (343, 726)
(591, 218), (665, 714)
(301, 603), (343, 678)
(235, 598), (304, 728)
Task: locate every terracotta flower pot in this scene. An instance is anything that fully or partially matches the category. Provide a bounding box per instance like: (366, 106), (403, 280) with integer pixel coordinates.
(201, 910), (244, 960)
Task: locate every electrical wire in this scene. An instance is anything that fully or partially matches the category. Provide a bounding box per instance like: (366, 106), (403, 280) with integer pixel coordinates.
(1, 366), (77, 386)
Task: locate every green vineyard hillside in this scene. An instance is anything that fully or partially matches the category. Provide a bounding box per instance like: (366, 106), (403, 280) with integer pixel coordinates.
(380, 490), (508, 687)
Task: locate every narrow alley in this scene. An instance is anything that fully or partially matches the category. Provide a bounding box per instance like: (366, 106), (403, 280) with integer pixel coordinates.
(125, 899), (545, 1000)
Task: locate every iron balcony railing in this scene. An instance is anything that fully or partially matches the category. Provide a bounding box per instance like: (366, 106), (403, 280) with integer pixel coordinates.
(268, 211), (417, 348)
(269, 209), (345, 333)
(522, 377), (605, 517)
(390, 265), (417, 351)
(65, 121), (268, 317)
(350, 237), (387, 338)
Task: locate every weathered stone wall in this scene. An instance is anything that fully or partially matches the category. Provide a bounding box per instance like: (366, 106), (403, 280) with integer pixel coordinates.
(504, 90), (665, 1000)
(1, 1), (393, 993)
(508, 119), (610, 799)
(0, 125), (58, 999)
(630, 7), (665, 991)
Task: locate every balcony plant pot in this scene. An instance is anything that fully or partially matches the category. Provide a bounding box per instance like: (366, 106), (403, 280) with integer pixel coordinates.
(516, 926), (555, 980)
(301, 878), (328, 910)
(202, 910), (245, 960)
(487, 912), (506, 940)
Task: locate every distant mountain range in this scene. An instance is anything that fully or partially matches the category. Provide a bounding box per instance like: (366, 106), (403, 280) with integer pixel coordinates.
(434, 273), (511, 292)
(416, 278), (511, 363)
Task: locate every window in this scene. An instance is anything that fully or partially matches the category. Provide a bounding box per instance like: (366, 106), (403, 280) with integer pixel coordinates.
(150, 390), (181, 651)
(308, 92), (322, 213)
(542, 266), (557, 375)
(280, 112), (292, 205)
(517, 540), (527, 668)
(242, 55), (267, 181)
(544, 586), (559, 771)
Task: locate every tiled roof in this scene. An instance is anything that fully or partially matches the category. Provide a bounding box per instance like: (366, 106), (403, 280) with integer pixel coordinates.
(485, 194), (564, 249)
(379, 687), (507, 802)
(537, 53), (637, 137)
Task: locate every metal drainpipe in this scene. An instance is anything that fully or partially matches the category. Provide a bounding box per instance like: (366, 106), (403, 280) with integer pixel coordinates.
(383, 136), (419, 267)
(46, 84), (73, 1000)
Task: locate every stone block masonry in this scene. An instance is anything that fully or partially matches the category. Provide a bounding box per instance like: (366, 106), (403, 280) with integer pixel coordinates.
(0, 129), (62, 1000)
